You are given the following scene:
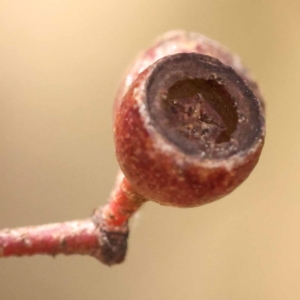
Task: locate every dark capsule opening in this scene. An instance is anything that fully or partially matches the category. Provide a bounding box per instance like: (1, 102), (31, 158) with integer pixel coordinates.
(146, 53), (264, 158)
(163, 78), (238, 145)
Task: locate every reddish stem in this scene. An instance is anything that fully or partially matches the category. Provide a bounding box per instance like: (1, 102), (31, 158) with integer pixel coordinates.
(0, 171), (145, 265)
(0, 219), (101, 259)
(101, 172), (146, 228)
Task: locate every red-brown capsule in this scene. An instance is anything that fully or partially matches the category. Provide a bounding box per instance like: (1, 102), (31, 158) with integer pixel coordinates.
(114, 31), (265, 208)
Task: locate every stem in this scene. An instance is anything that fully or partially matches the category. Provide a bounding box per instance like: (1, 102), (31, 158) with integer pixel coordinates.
(0, 171), (146, 266)
(0, 219), (101, 259)
(0, 212), (128, 266)
(102, 171), (146, 228)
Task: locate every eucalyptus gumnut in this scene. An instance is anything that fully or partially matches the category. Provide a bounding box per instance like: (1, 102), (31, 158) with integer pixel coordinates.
(114, 31), (265, 208)
(0, 31), (266, 267)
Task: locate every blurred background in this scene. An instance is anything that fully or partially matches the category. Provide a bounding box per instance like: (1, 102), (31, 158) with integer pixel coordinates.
(0, 0), (299, 299)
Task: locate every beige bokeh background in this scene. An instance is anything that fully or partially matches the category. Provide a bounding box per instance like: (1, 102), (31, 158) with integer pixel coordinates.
(0, 1), (299, 299)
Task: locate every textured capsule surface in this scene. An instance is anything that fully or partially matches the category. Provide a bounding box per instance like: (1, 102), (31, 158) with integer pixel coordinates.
(114, 32), (265, 208)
